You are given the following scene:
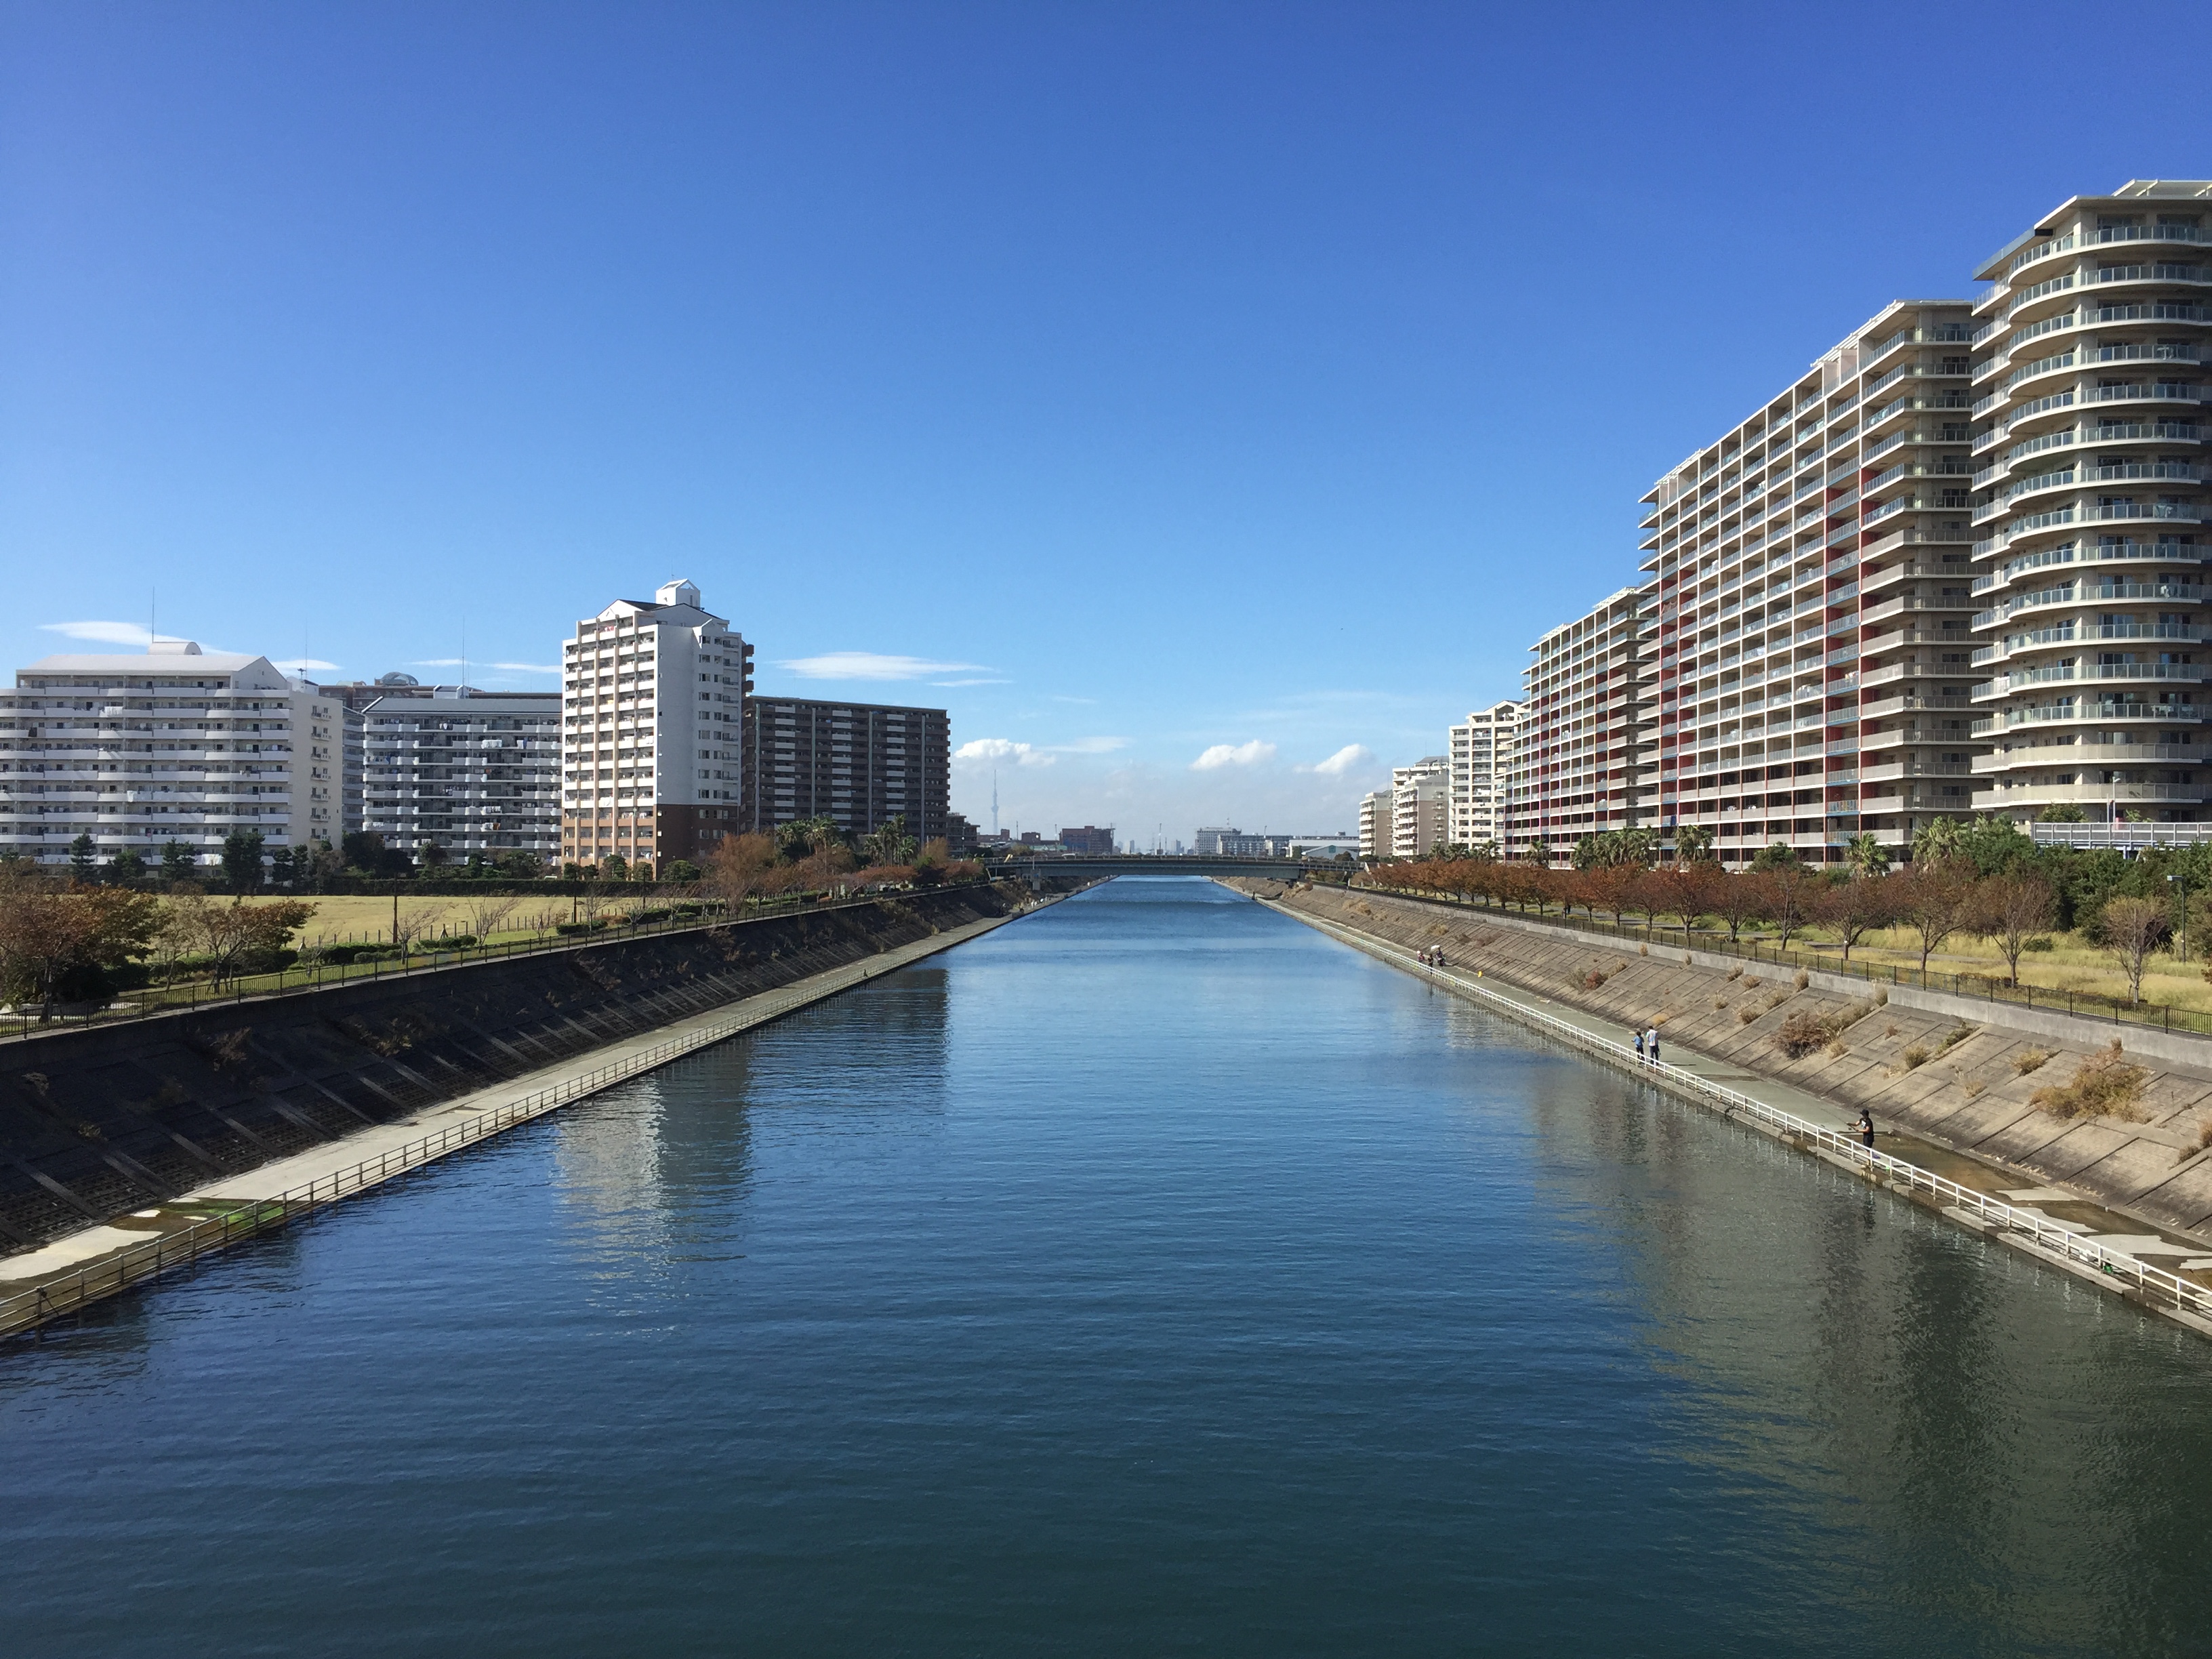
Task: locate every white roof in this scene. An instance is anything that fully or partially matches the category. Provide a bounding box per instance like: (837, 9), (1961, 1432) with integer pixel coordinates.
(19, 651), (285, 682)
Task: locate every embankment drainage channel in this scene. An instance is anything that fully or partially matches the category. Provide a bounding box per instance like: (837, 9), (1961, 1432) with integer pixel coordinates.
(0, 905), (1049, 1340)
(1278, 903), (2212, 1345)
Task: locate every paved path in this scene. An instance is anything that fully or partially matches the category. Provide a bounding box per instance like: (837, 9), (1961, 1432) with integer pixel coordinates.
(0, 905), (1036, 1308)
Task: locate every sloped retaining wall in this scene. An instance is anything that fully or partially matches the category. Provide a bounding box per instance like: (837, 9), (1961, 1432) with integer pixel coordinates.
(0, 883), (1028, 1253)
(1267, 882), (2212, 1247)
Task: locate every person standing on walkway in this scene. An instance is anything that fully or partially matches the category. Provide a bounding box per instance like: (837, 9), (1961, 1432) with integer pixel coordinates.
(1633, 1028), (1645, 1063)
(1646, 1025), (1660, 1066)
(1858, 1108), (1875, 1151)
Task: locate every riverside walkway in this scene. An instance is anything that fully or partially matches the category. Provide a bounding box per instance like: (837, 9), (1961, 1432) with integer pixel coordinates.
(0, 902), (1044, 1336)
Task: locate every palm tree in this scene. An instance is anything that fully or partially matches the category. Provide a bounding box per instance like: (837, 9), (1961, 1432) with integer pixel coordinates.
(1845, 832), (1890, 879)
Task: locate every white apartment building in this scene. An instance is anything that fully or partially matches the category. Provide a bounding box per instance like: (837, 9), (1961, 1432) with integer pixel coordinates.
(1357, 790), (1392, 859)
(1638, 299), (1979, 865)
(559, 579), (755, 873)
(0, 641), (341, 867)
(1967, 182), (2212, 823)
(1507, 588), (1656, 863)
(360, 690), (562, 859)
(1447, 700), (1520, 851)
(1391, 756), (1448, 858)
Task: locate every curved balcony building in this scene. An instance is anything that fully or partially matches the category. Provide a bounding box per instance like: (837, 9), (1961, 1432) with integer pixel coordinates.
(1969, 181), (2212, 822)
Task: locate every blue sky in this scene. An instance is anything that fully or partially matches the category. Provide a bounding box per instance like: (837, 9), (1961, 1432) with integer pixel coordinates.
(3, 1), (2200, 842)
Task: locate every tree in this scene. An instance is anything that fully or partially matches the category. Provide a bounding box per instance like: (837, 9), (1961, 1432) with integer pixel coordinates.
(663, 859), (702, 884)
(492, 849), (545, 880)
(2036, 804), (2087, 824)
(1910, 817), (1964, 867)
(158, 893), (316, 986)
(1672, 823), (1716, 864)
(1750, 840), (1803, 872)
(601, 853), (629, 882)
(1844, 832), (1891, 879)
(1958, 814), (2035, 878)
(2100, 895), (2169, 1004)
(1759, 863), (1817, 949)
(1812, 872), (1899, 962)
(107, 847), (147, 885)
(0, 867), (161, 1019)
(776, 816), (844, 864)
(159, 840), (196, 884)
(1894, 858), (1981, 972)
(1649, 860), (1723, 945)
(860, 815), (917, 867)
(220, 829), (267, 894)
(68, 834), (97, 881)
(1708, 869), (1769, 944)
(1974, 872), (2056, 986)
(417, 840), (450, 872)
(1576, 863), (1642, 928)
(463, 895), (520, 943)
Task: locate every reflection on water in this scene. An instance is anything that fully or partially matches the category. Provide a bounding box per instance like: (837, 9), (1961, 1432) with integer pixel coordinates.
(3, 878), (2211, 1658)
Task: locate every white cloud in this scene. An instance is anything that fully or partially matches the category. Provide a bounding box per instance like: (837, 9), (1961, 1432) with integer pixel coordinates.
(272, 657), (340, 672)
(413, 658), (562, 674)
(1306, 743), (1374, 777)
(956, 737), (1055, 768)
(784, 651), (994, 681)
(43, 620), (168, 646)
(931, 676), (1012, 687)
(1191, 739), (1277, 771)
(1049, 736), (1129, 754)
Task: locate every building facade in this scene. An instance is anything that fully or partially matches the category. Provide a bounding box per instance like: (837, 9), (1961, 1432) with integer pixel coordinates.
(1636, 298), (1980, 865)
(359, 690), (562, 859)
(1391, 756), (1448, 858)
(1447, 700), (1520, 851)
(0, 641), (342, 867)
(559, 580), (754, 872)
(1357, 791), (1392, 859)
(1506, 588), (1655, 863)
(1967, 182), (2212, 823)
(740, 697), (948, 842)
(1057, 825), (1115, 854)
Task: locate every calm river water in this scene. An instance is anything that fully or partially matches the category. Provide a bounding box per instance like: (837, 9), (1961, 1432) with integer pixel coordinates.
(7, 878), (2212, 1656)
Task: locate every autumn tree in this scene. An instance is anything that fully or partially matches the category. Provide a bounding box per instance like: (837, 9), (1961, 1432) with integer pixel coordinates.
(158, 894), (317, 986)
(0, 867), (161, 1019)
(1576, 863), (1641, 928)
(706, 833), (781, 914)
(1757, 863), (1817, 949)
(1708, 869), (1769, 943)
(1648, 860), (1723, 945)
(1811, 872), (1898, 962)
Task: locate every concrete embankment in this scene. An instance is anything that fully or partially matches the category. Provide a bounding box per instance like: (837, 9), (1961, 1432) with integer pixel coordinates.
(1237, 880), (2212, 1258)
(0, 882), (1040, 1256)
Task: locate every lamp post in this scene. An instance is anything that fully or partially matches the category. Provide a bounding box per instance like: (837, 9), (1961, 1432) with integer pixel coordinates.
(2171, 872), (2188, 966)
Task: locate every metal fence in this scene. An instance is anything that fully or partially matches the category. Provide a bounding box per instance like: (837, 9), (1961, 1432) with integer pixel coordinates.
(0, 880), (1001, 1046)
(1296, 909), (2212, 1331)
(1356, 882), (2212, 1040)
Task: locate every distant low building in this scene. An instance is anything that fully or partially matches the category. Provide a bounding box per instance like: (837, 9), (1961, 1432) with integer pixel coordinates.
(1357, 792), (1392, 859)
(1057, 824), (1115, 855)
(1193, 825), (1239, 855)
(944, 811), (979, 855)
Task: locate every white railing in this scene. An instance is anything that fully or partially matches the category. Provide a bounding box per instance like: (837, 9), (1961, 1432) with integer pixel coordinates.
(1290, 909), (2212, 1332)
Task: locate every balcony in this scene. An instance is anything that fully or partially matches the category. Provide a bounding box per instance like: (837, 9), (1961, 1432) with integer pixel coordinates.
(1974, 781), (2203, 811)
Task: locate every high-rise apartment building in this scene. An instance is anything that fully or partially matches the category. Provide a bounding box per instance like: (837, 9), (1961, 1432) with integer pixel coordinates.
(559, 580), (754, 873)
(359, 689), (562, 859)
(1967, 182), (2212, 823)
(740, 697), (948, 842)
(1505, 588), (1656, 863)
(1357, 790), (1392, 859)
(0, 642), (342, 867)
(1447, 700), (1520, 851)
(1391, 756), (1448, 857)
(1638, 300), (1980, 865)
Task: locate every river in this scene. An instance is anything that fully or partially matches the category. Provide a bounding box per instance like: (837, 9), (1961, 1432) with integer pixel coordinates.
(6, 877), (2212, 1656)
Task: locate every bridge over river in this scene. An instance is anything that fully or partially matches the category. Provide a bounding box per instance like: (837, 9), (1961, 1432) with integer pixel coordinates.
(982, 853), (1351, 882)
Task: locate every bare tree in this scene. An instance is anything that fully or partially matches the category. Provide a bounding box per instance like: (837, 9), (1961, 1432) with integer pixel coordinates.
(1974, 872), (2056, 986)
(1894, 859), (1981, 972)
(388, 901), (446, 956)
(1757, 865), (1816, 949)
(2101, 896), (2169, 1004)
(1708, 870), (1769, 944)
(464, 895), (520, 943)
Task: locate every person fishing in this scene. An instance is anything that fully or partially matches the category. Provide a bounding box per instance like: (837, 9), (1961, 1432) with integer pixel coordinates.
(1858, 1108), (1875, 1151)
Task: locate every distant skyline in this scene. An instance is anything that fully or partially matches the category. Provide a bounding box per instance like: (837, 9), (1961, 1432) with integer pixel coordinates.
(3, 1), (2197, 838)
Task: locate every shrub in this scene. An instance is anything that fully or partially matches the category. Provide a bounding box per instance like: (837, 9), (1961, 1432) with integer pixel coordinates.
(1726, 966), (1742, 981)
(2024, 937), (2055, 953)
(1793, 969), (1809, 990)
(1938, 1024), (1975, 1054)
(1902, 1044), (1930, 1070)
(2031, 1041), (2150, 1122)
(555, 920), (608, 936)
(2013, 1048), (2053, 1076)
(1965, 1080), (1986, 1099)
(1737, 1006), (1758, 1024)
(1777, 1008), (1843, 1059)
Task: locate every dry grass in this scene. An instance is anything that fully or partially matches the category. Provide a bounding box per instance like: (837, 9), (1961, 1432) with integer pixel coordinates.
(2013, 1048), (2053, 1076)
(1901, 1044), (1930, 1071)
(2030, 1041), (2150, 1122)
(1736, 1006), (1759, 1024)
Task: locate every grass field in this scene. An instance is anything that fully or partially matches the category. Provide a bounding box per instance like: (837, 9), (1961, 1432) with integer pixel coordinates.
(236, 892), (666, 949)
